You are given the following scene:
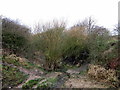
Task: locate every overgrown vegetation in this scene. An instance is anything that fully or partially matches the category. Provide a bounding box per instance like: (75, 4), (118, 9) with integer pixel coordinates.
(2, 18), (30, 56)
(2, 65), (28, 88)
(37, 77), (57, 88)
(2, 54), (34, 69)
(62, 26), (89, 65)
(2, 17), (118, 69)
(2, 17), (119, 88)
(87, 28), (110, 64)
(30, 21), (66, 70)
(22, 78), (44, 89)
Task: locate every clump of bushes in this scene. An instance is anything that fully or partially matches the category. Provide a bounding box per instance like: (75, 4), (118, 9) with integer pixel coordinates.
(86, 26), (114, 66)
(2, 18), (30, 55)
(2, 17), (119, 72)
(87, 30), (118, 69)
(62, 26), (89, 65)
(31, 18), (116, 70)
(31, 21), (65, 70)
(32, 20), (90, 70)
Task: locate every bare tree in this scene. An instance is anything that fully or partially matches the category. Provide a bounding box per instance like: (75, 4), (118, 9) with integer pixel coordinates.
(32, 20), (66, 70)
(114, 25), (119, 35)
(33, 19), (66, 34)
(72, 17), (96, 35)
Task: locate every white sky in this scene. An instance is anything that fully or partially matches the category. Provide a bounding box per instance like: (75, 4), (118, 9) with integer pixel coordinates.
(0, 0), (119, 32)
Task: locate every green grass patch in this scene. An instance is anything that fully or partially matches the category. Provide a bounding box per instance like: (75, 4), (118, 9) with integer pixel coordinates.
(22, 78), (44, 89)
(37, 77), (57, 88)
(22, 61), (35, 69)
(35, 65), (49, 74)
(2, 56), (34, 69)
(59, 63), (78, 72)
(2, 65), (28, 88)
(0, 64), (2, 71)
(79, 70), (87, 75)
(47, 78), (57, 83)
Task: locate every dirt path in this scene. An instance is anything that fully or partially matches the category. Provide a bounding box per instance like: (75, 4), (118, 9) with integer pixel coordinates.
(3, 62), (44, 75)
(18, 67), (44, 75)
(15, 67), (44, 88)
(3, 62), (109, 88)
(63, 64), (108, 88)
(64, 75), (108, 88)
(66, 64), (88, 74)
(3, 62), (44, 88)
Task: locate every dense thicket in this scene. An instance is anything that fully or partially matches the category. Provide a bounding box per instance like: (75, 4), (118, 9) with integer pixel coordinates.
(2, 18), (30, 55)
(2, 17), (118, 71)
(30, 22), (65, 70)
(61, 26), (89, 65)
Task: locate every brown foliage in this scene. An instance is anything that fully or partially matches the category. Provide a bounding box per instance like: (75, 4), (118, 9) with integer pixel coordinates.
(108, 57), (120, 69)
(88, 64), (119, 87)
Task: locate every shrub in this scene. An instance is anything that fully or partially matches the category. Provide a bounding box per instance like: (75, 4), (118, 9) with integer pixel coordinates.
(2, 18), (30, 55)
(62, 26), (89, 65)
(32, 21), (65, 70)
(86, 26), (111, 65)
(42, 28), (64, 70)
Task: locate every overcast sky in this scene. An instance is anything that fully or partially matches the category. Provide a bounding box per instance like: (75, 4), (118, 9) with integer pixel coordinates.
(0, 0), (119, 32)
